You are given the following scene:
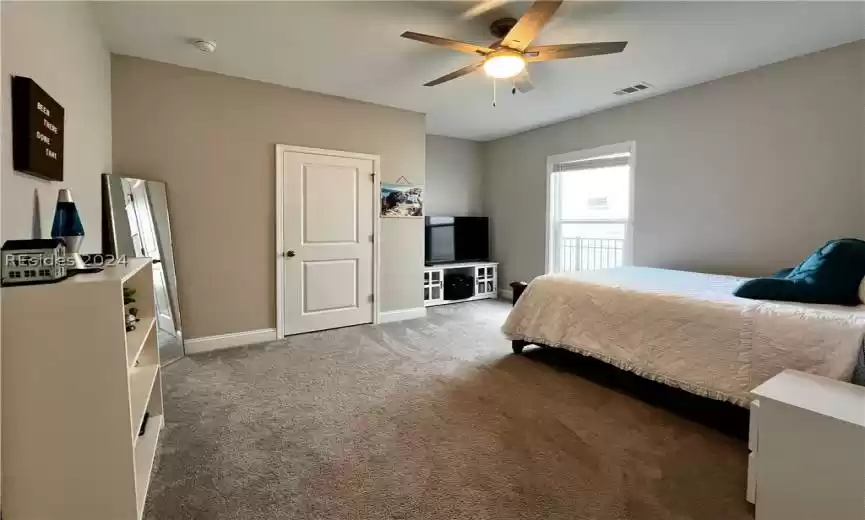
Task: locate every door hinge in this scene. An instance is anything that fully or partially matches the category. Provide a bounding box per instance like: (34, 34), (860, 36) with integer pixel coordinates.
(370, 172), (376, 179)
(368, 294), (374, 303)
(369, 234), (375, 243)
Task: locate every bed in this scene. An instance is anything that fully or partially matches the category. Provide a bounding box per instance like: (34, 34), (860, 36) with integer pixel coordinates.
(503, 267), (865, 407)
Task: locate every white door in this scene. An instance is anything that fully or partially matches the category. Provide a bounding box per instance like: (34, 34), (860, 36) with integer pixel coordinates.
(281, 150), (374, 335)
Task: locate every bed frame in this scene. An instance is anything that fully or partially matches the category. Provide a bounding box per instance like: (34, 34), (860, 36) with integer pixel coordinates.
(508, 281), (750, 439)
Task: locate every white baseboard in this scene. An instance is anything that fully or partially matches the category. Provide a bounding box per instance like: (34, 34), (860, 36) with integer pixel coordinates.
(499, 288), (513, 302)
(186, 309), (429, 354)
(185, 328), (278, 354)
(378, 307), (427, 324)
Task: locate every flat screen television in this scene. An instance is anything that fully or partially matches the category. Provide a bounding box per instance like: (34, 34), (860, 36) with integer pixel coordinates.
(425, 216), (489, 265)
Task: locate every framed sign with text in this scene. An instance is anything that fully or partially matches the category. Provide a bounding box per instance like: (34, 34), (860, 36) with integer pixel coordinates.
(12, 76), (64, 181)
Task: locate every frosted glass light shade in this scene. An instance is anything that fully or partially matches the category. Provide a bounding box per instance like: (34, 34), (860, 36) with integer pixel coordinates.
(483, 55), (526, 79)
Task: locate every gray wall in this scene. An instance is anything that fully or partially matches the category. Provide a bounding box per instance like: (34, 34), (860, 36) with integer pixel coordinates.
(111, 55), (426, 339)
(1, 2), (112, 252)
(484, 41), (865, 286)
(425, 135), (483, 216)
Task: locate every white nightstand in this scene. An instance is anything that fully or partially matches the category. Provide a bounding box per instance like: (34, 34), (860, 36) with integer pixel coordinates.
(749, 370), (865, 520)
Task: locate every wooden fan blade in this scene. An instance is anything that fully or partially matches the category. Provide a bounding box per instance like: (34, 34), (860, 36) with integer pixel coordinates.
(525, 41), (628, 62)
(401, 31), (494, 56)
(501, 0), (563, 52)
(513, 70), (534, 93)
(461, 0), (510, 19)
(424, 62), (485, 87)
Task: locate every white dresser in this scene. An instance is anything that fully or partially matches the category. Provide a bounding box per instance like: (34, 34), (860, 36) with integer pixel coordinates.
(749, 370), (865, 520)
(2, 259), (163, 520)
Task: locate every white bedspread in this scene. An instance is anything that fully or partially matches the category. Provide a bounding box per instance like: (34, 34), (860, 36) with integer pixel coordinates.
(502, 267), (865, 406)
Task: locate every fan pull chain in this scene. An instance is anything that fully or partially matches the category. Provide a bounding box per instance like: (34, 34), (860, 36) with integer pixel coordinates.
(492, 79), (497, 108)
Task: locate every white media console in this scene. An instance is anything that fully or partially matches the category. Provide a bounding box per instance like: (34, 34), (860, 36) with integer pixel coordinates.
(423, 261), (498, 307)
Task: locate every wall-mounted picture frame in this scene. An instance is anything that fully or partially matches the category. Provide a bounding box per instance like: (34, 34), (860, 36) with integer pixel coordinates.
(381, 183), (423, 218)
(12, 76), (65, 181)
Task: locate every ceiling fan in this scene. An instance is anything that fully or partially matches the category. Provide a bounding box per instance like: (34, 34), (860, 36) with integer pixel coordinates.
(401, 0), (627, 93)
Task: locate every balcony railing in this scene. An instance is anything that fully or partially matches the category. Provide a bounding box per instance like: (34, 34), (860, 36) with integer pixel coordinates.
(561, 237), (624, 272)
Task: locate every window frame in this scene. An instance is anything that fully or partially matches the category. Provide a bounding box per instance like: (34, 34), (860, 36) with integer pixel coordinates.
(545, 141), (636, 274)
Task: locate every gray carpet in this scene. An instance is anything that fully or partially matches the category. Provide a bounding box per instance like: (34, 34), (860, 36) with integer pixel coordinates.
(145, 300), (753, 520)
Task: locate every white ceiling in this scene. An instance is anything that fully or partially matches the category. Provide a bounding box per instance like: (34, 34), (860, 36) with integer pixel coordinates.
(94, 1), (864, 141)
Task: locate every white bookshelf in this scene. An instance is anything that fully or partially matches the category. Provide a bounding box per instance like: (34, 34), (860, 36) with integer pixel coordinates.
(2, 258), (163, 520)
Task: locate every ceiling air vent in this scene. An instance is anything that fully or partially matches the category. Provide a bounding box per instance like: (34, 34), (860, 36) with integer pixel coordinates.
(613, 82), (652, 96)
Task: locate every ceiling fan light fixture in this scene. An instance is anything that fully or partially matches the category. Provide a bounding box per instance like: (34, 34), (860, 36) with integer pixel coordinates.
(483, 54), (526, 79)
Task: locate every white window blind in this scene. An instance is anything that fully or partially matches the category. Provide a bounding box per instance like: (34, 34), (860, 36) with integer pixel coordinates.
(552, 153), (631, 173)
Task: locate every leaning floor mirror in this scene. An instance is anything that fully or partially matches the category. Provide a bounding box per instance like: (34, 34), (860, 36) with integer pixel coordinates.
(102, 174), (184, 364)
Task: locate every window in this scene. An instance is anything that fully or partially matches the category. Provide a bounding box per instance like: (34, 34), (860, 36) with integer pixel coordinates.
(546, 142), (634, 273)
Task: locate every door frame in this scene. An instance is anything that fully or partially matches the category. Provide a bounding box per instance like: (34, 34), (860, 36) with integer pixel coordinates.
(275, 144), (381, 338)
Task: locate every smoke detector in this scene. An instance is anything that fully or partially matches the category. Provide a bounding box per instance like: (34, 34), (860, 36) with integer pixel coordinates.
(189, 39), (216, 53)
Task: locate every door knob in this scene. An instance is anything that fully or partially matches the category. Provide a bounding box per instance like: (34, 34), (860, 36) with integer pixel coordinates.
(285, 250), (296, 258)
